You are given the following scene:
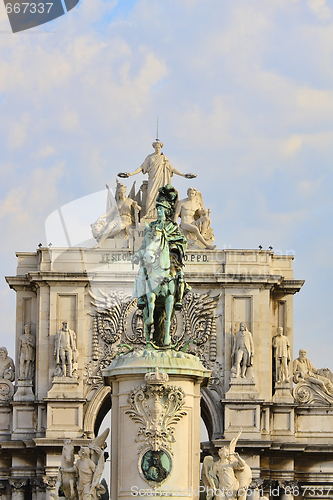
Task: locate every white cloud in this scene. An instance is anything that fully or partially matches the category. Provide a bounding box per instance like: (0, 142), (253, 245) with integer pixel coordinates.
(308, 0), (331, 20)
(35, 145), (55, 159)
(283, 135), (303, 155)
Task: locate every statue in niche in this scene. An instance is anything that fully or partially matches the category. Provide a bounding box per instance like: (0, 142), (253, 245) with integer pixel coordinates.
(174, 187), (216, 250)
(272, 327), (290, 383)
(118, 140), (196, 219)
(19, 325), (35, 380)
(0, 347), (15, 381)
(92, 181), (141, 246)
(293, 349), (333, 395)
(202, 432), (252, 500)
(132, 184), (190, 347)
(54, 321), (78, 378)
(56, 428), (109, 500)
(231, 323), (254, 379)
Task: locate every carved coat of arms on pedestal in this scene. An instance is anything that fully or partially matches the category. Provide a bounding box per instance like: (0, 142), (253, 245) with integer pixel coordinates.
(125, 367), (186, 486)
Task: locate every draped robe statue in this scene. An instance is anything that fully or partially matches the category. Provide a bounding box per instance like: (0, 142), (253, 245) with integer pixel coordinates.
(118, 140), (196, 218)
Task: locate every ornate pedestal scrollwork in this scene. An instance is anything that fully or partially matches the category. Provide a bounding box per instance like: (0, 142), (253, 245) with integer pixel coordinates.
(125, 367), (187, 486)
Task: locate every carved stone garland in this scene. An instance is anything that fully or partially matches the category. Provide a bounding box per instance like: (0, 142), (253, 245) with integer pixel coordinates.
(84, 289), (222, 397)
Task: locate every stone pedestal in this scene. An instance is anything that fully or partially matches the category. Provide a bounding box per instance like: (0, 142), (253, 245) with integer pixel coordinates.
(12, 402), (36, 440)
(46, 377), (84, 438)
(273, 381), (294, 404)
(47, 376), (80, 397)
(103, 349), (210, 500)
(14, 379), (35, 402)
(225, 376), (259, 401)
(224, 377), (262, 440)
(0, 405), (12, 441)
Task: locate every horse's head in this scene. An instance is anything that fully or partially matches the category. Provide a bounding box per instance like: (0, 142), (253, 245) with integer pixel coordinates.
(62, 439), (75, 466)
(142, 228), (170, 275)
(144, 232), (162, 264)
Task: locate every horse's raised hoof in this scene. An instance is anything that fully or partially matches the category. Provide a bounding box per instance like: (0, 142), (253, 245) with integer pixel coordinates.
(174, 302), (182, 311)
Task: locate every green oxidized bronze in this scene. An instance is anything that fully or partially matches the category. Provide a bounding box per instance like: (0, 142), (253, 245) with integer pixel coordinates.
(132, 184), (190, 348)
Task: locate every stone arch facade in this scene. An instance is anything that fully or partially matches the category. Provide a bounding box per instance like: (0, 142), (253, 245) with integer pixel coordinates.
(83, 385), (111, 437)
(200, 387), (223, 441)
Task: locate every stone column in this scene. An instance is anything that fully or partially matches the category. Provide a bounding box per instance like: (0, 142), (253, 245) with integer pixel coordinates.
(280, 481), (297, 500)
(42, 477), (57, 500)
(8, 479), (27, 500)
(103, 349), (210, 500)
(31, 478), (45, 500)
(0, 481), (9, 500)
(248, 479), (264, 500)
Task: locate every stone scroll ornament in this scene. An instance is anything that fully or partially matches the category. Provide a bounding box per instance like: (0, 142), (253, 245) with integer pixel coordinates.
(293, 349), (333, 405)
(125, 367), (186, 486)
(84, 289), (221, 396)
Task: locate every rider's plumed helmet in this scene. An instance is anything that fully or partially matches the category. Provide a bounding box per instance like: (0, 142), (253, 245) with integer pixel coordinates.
(155, 184), (179, 219)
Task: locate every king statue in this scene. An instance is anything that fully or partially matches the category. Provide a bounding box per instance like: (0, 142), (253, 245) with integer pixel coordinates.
(132, 184), (190, 348)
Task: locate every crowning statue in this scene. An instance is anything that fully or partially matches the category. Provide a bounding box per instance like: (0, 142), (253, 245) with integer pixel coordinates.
(91, 181), (141, 246)
(174, 187), (216, 250)
(132, 184), (190, 347)
(118, 139), (196, 219)
(202, 432), (252, 500)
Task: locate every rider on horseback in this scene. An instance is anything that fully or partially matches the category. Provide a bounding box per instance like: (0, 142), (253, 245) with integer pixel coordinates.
(133, 184), (190, 311)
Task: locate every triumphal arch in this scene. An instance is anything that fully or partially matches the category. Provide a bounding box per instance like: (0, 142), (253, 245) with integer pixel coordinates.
(1, 140), (333, 500)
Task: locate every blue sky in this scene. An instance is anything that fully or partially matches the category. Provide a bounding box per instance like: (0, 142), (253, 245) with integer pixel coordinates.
(0, 0), (333, 369)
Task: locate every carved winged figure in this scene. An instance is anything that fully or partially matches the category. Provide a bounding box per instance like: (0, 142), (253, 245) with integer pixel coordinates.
(201, 432), (252, 500)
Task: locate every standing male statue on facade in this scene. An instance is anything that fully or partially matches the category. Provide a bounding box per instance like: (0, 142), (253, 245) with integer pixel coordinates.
(54, 321), (78, 378)
(19, 325), (35, 380)
(118, 140), (196, 218)
(272, 326), (290, 383)
(231, 323), (254, 378)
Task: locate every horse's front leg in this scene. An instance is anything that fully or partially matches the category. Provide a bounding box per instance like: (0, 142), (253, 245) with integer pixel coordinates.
(143, 292), (156, 343)
(53, 473), (61, 500)
(164, 295), (174, 346)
